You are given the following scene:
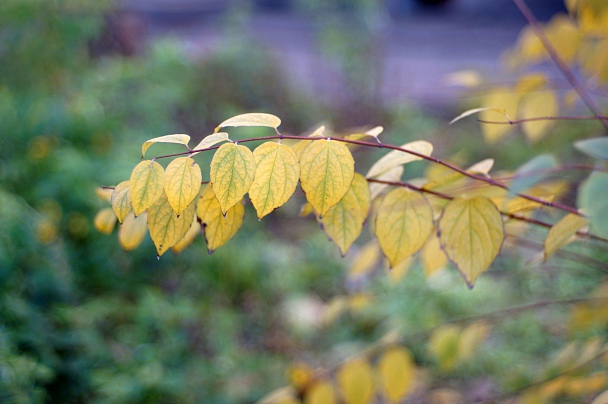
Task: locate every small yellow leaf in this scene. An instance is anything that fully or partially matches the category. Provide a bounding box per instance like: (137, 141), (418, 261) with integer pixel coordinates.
(118, 211), (148, 251)
(96, 187), (113, 202)
(479, 87), (520, 144)
(515, 73), (547, 93)
(164, 157), (202, 216)
(287, 362), (314, 391)
(171, 216), (201, 254)
(457, 321), (490, 361)
(250, 142), (300, 219)
(421, 231), (448, 277)
(210, 143), (256, 214)
(305, 380), (336, 404)
(147, 193), (196, 257)
(189, 132), (230, 157)
(111, 181), (132, 224)
(369, 166), (404, 200)
(520, 90), (558, 143)
(300, 139), (355, 217)
(467, 158), (494, 175)
(347, 241), (380, 281)
(130, 160), (165, 216)
(344, 126), (383, 142)
(215, 112), (281, 131)
(375, 188), (434, 268)
(320, 173), (370, 256)
(141, 134), (190, 158)
(337, 358), (374, 404)
(377, 346), (414, 403)
(428, 325), (461, 371)
(438, 197), (504, 288)
(300, 202), (314, 217)
(544, 213), (587, 260)
(366, 140), (433, 179)
(94, 207), (117, 235)
(197, 185), (245, 253)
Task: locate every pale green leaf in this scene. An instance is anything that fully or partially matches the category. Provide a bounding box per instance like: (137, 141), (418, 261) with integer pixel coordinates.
(337, 358), (374, 404)
(118, 211), (148, 251)
(438, 197), (504, 288)
(375, 188), (434, 268)
(147, 193), (195, 257)
(299, 139), (355, 217)
(544, 213), (587, 260)
(578, 171), (608, 238)
(130, 160), (165, 216)
(366, 140), (433, 179)
(197, 185), (245, 253)
(575, 137), (608, 161)
(141, 134), (190, 158)
(189, 132), (230, 157)
(94, 207), (117, 235)
(250, 142), (300, 219)
(164, 157), (202, 216)
(215, 112), (281, 131)
(377, 346), (414, 403)
(172, 216), (201, 254)
(111, 181), (132, 224)
(320, 173), (371, 256)
(210, 143), (256, 214)
(510, 154), (558, 195)
(449, 107), (507, 125)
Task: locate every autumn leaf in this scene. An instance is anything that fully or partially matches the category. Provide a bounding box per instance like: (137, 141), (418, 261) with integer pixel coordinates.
(249, 142), (300, 219)
(189, 132), (230, 157)
(171, 216), (201, 254)
(544, 213), (588, 260)
(118, 211), (148, 251)
(479, 87), (520, 144)
(366, 140), (433, 179)
(520, 90), (558, 143)
(164, 157), (202, 216)
(197, 185), (245, 253)
(319, 173), (370, 256)
(299, 139), (355, 217)
(377, 346), (414, 403)
(130, 160), (165, 216)
(94, 207), (117, 235)
(141, 134), (190, 158)
(147, 193), (196, 257)
(337, 358), (374, 404)
(210, 143), (256, 214)
(375, 188), (434, 268)
(215, 112), (281, 132)
(111, 181), (131, 224)
(305, 381), (336, 404)
(438, 197), (504, 287)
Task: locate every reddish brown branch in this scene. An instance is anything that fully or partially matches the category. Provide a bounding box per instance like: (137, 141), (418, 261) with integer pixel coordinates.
(478, 115), (608, 125)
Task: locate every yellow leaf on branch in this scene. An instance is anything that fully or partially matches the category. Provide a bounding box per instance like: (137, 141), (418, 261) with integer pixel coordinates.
(94, 207), (117, 235)
(215, 112), (281, 132)
(189, 132), (230, 157)
(164, 157), (202, 216)
(147, 193), (195, 257)
(300, 139), (355, 217)
(141, 134), (190, 158)
(366, 140), (433, 179)
(544, 213), (588, 261)
(171, 216), (201, 254)
(520, 90), (558, 143)
(130, 160), (165, 216)
(118, 211), (148, 251)
(111, 181), (132, 224)
(337, 358), (374, 404)
(210, 143), (256, 214)
(250, 142), (300, 219)
(480, 87), (520, 144)
(377, 346), (415, 403)
(197, 185), (245, 253)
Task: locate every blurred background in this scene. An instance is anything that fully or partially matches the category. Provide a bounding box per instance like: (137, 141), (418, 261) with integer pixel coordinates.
(2, 0), (605, 403)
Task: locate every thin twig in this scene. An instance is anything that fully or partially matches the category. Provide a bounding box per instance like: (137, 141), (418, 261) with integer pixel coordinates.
(478, 115), (608, 125)
(512, 0), (608, 132)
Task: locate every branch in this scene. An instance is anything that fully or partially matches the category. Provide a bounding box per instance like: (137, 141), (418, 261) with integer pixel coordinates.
(478, 115), (608, 125)
(512, 0), (608, 132)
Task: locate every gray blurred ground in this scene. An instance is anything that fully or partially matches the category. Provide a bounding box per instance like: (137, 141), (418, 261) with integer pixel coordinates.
(118, 0), (566, 108)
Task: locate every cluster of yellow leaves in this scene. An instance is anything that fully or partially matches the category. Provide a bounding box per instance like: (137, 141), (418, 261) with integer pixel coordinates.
(259, 345), (416, 404)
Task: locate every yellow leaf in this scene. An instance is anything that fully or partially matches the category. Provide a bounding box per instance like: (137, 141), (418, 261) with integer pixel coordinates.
(287, 362), (314, 391)
(210, 143), (256, 214)
(337, 358), (374, 404)
(111, 181), (132, 224)
(118, 211), (148, 251)
(141, 134), (190, 158)
(344, 126), (384, 142)
(96, 187), (113, 202)
(250, 142), (300, 219)
(215, 112), (281, 131)
(320, 173), (370, 256)
(366, 141), (433, 179)
(467, 158), (494, 176)
(377, 346), (414, 403)
(130, 160), (165, 217)
(189, 132), (230, 157)
(171, 215), (201, 254)
(369, 166), (403, 200)
(515, 73), (547, 93)
(300, 202), (314, 217)
(147, 193), (196, 257)
(347, 241), (380, 281)
(545, 15), (581, 63)
(164, 157), (202, 216)
(375, 188), (434, 268)
(428, 325), (461, 371)
(479, 87), (520, 144)
(438, 197), (504, 288)
(457, 321), (490, 361)
(305, 380), (336, 404)
(197, 185), (245, 253)
(520, 90), (558, 143)
(94, 207), (117, 235)
(257, 387), (299, 404)
(299, 139), (355, 217)
(421, 231), (448, 277)
(544, 213), (588, 260)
